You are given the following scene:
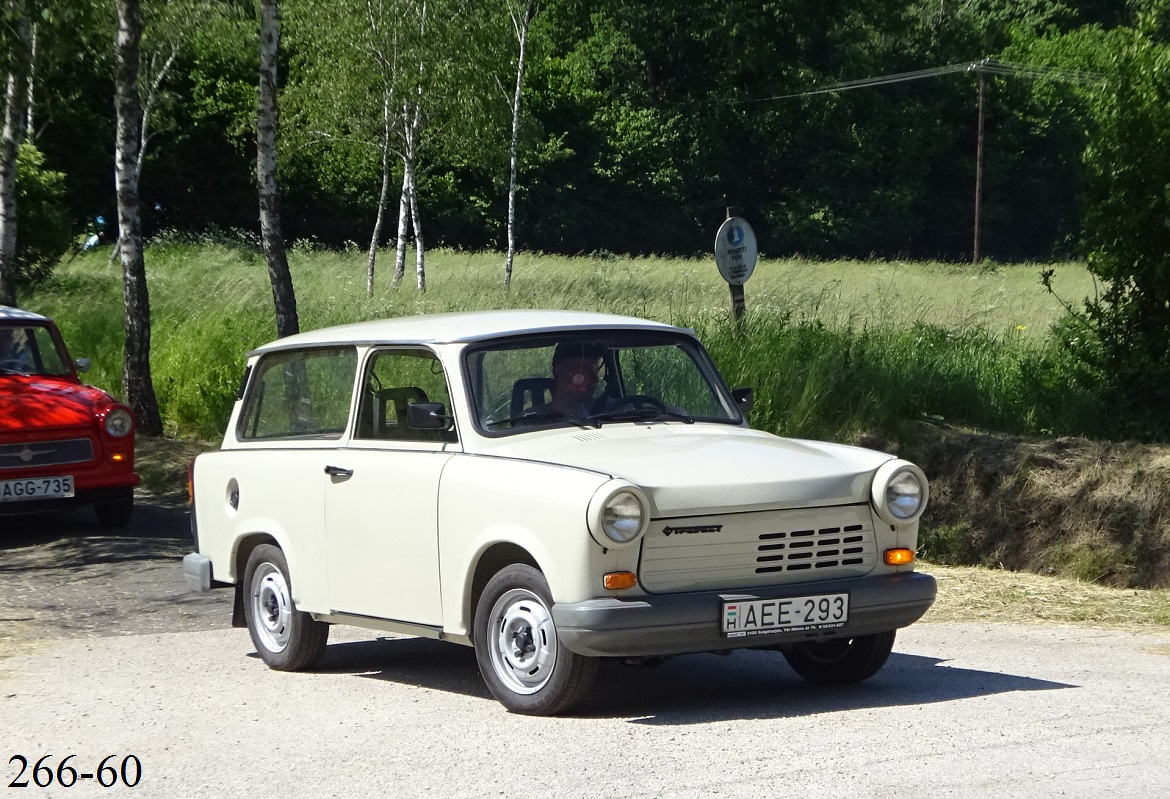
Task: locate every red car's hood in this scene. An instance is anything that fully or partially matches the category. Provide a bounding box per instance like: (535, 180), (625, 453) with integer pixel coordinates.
(0, 376), (116, 433)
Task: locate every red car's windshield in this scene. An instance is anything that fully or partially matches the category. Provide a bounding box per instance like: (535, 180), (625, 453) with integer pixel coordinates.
(0, 323), (73, 377)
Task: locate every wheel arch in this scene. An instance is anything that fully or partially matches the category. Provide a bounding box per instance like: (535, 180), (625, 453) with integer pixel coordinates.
(467, 542), (540, 644)
(230, 532), (280, 628)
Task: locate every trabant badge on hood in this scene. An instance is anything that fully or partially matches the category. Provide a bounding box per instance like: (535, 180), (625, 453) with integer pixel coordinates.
(661, 524), (723, 536)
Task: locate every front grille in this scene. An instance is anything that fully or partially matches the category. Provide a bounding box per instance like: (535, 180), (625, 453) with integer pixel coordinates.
(754, 524), (869, 573)
(639, 504), (877, 593)
(0, 438), (95, 470)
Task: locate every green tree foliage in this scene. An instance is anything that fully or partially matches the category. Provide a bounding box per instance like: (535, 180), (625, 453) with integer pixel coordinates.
(13, 142), (70, 286)
(1076, 32), (1170, 431)
(3, 0), (1168, 275)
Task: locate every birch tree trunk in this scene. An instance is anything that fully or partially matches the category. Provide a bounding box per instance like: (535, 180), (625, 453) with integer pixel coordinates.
(503, 0), (536, 289)
(391, 167), (408, 289)
(405, 92), (425, 292)
(114, 0), (163, 436)
(24, 21), (36, 139)
(257, 0), (299, 338)
(366, 87), (393, 295)
(0, 0), (31, 307)
(110, 46), (178, 267)
(407, 161), (424, 293)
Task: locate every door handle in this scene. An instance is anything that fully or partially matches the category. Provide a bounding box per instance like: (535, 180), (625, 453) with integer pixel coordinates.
(324, 465), (353, 477)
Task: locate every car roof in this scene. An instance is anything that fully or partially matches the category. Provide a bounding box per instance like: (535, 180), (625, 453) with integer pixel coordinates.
(249, 310), (692, 355)
(0, 305), (51, 322)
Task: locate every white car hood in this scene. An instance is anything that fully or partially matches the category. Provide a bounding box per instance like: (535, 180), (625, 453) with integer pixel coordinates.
(478, 424), (894, 516)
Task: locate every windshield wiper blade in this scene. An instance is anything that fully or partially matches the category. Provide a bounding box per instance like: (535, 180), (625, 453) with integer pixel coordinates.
(589, 407), (695, 424)
(488, 409), (596, 429)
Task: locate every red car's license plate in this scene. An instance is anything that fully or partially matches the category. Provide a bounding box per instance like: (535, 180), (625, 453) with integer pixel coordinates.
(0, 475), (75, 502)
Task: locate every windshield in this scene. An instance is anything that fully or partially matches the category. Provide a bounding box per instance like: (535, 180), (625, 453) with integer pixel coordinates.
(465, 332), (740, 435)
(0, 323), (72, 377)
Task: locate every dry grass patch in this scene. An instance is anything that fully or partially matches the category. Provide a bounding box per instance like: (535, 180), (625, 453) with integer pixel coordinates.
(886, 424), (1170, 589)
(920, 562), (1170, 627)
(134, 435), (217, 499)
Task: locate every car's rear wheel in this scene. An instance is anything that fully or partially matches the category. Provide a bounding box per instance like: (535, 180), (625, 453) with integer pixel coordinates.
(243, 544), (329, 671)
(94, 492), (134, 529)
(782, 631), (896, 685)
(474, 564), (597, 715)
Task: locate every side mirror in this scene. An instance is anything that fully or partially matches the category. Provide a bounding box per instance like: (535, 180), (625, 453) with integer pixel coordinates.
(732, 387), (754, 415)
(74, 357), (92, 373)
(407, 401), (453, 430)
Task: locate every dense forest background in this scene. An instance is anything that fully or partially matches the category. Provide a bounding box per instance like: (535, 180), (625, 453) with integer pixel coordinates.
(6, 0), (1167, 263)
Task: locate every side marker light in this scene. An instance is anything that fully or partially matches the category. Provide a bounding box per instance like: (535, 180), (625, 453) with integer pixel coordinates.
(884, 548), (916, 566)
(604, 572), (637, 590)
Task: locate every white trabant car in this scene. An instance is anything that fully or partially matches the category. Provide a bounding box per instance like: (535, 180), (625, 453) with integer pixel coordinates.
(185, 310), (935, 715)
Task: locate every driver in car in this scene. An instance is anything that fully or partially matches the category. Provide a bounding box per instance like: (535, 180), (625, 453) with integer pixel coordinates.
(530, 341), (609, 420)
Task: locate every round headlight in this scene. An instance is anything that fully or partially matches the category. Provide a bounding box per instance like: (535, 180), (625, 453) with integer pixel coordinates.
(886, 471), (923, 519)
(587, 483), (650, 548)
(105, 408), (134, 438)
(870, 460), (929, 525)
(602, 490), (644, 544)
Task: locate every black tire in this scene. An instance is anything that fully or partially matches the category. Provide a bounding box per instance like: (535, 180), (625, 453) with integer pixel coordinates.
(94, 493), (134, 529)
(474, 564), (598, 715)
(242, 544), (329, 671)
(782, 631), (897, 685)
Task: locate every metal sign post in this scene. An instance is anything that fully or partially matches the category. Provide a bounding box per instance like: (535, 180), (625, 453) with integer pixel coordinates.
(714, 214), (758, 332)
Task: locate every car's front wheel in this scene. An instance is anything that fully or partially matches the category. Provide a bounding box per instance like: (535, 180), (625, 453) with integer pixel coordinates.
(243, 544), (329, 671)
(782, 631), (896, 685)
(474, 564), (598, 715)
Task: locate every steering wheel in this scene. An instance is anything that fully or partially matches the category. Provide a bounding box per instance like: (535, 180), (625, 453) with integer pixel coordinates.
(610, 394), (667, 412)
(0, 359), (30, 374)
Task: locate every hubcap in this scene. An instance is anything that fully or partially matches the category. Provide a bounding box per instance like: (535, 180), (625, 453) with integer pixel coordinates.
(250, 562), (292, 653)
(488, 588), (558, 695)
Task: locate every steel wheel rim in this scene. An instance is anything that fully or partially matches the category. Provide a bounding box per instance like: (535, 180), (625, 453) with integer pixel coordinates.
(488, 588), (558, 695)
(250, 561), (292, 653)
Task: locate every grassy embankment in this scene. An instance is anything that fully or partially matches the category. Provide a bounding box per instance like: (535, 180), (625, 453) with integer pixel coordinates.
(21, 244), (1170, 598)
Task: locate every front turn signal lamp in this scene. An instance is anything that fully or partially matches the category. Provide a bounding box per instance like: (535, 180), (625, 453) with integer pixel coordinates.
(884, 548), (916, 566)
(604, 572), (637, 590)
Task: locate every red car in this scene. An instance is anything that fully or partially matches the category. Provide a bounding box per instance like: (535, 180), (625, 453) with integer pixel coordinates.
(1, 306), (138, 528)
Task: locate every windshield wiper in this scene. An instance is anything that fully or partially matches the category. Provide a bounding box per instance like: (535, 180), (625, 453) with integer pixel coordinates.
(487, 409), (595, 429)
(589, 406), (695, 424)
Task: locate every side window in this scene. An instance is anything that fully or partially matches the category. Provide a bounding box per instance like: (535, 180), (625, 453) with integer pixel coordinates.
(238, 347), (357, 440)
(355, 349), (457, 443)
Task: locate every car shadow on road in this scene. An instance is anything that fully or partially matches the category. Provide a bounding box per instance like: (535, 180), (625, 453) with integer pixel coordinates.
(290, 635), (494, 701)
(304, 635), (1075, 722)
(0, 499), (192, 574)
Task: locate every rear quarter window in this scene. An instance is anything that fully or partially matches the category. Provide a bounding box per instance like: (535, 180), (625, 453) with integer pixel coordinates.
(238, 347), (358, 440)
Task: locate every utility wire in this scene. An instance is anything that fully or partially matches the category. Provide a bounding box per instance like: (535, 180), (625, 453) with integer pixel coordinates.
(738, 57), (1105, 104)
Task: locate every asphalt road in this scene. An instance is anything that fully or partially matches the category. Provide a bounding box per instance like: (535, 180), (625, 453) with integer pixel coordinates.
(2, 502), (1169, 798)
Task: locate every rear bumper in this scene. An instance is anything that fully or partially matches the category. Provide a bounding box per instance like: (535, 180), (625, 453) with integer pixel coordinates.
(183, 552), (214, 592)
(552, 571), (937, 658)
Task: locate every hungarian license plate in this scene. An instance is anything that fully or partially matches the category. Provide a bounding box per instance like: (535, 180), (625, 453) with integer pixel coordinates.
(0, 475), (75, 503)
(722, 593), (849, 637)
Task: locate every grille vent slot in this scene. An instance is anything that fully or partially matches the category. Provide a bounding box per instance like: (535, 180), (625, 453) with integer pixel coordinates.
(754, 523), (869, 574)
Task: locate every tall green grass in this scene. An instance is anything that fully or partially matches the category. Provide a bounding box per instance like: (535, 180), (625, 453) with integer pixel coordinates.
(23, 243), (1104, 441)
